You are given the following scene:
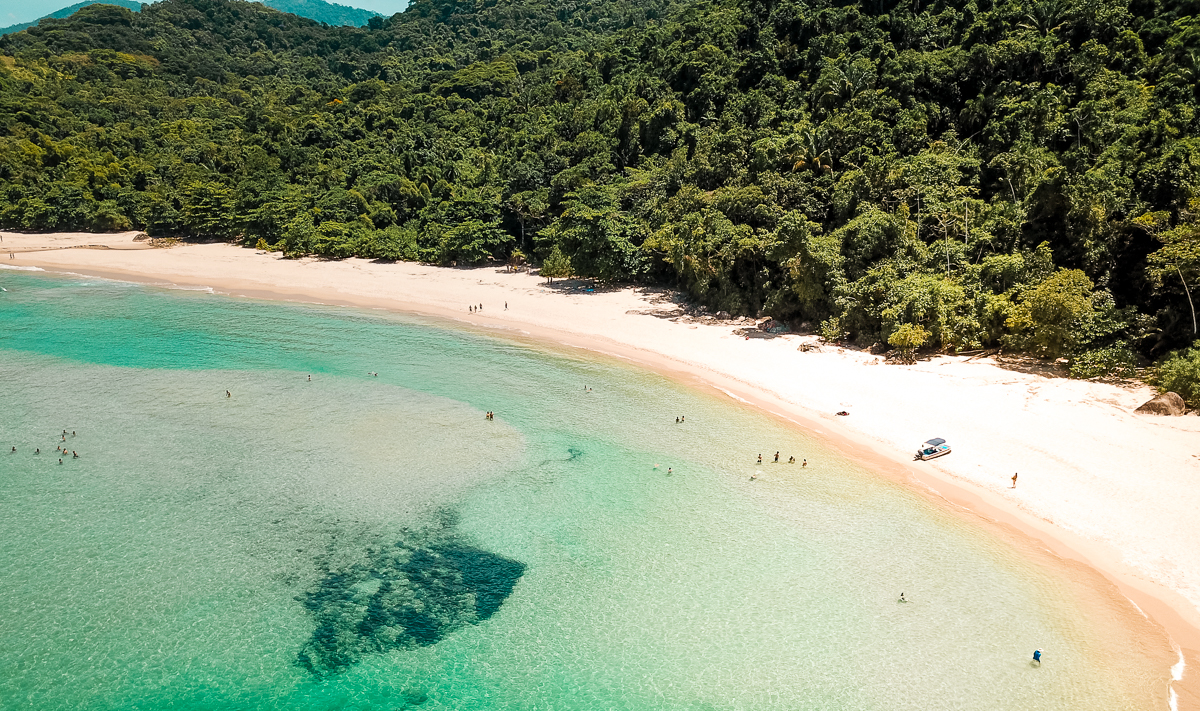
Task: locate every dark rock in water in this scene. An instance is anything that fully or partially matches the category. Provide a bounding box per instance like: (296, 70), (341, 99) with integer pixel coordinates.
(1135, 391), (1187, 416)
(296, 527), (526, 676)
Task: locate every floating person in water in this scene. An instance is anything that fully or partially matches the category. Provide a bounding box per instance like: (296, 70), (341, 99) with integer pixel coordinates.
(899, 592), (907, 602)
(72, 451), (78, 458)
(667, 467), (672, 475)
(9, 446), (14, 453)
(1032, 649), (1042, 664)
(58, 458), (62, 464)
(34, 448), (39, 455)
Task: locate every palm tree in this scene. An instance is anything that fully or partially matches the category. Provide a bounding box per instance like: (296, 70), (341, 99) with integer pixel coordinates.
(789, 129), (833, 174)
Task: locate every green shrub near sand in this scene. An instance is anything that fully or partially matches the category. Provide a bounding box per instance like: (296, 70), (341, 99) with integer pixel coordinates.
(1154, 342), (1200, 408)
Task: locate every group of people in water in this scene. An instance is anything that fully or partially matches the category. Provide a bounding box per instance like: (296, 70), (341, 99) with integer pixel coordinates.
(485, 411), (495, 420)
(8, 430), (79, 465)
(757, 452), (807, 467)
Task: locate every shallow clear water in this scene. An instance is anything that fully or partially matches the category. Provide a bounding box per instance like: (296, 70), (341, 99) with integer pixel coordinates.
(0, 271), (1162, 709)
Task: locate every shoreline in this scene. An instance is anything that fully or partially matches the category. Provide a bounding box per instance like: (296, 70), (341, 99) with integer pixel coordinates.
(4, 232), (1199, 707)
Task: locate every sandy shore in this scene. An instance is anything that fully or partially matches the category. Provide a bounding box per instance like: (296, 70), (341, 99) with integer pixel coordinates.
(4, 231), (1199, 706)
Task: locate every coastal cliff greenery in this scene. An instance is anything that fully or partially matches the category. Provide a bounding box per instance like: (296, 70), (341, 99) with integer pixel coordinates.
(3, 0), (1200, 373)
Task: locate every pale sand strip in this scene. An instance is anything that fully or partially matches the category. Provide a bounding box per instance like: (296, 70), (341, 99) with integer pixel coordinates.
(4, 231), (1198, 706)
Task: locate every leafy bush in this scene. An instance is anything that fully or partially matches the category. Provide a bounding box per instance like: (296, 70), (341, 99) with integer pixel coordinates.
(1069, 345), (1138, 380)
(887, 322), (929, 363)
(818, 316), (843, 343)
(1154, 342), (1200, 408)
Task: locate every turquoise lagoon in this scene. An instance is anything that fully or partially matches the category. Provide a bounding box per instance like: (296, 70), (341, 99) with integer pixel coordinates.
(0, 270), (1164, 710)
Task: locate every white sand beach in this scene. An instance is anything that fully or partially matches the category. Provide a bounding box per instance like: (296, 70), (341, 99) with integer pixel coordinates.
(4, 230), (1199, 706)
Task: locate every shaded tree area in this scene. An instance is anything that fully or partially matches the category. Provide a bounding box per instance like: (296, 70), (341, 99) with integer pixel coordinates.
(4, 0), (1200, 366)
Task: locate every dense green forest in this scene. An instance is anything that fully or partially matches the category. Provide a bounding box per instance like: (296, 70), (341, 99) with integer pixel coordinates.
(2, 0), (1200, 378)
(2, 0), (381, 36)
(0, 0), (143, 37)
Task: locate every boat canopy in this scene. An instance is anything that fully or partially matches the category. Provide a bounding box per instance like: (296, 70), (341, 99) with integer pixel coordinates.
(923, 438), (946, 446)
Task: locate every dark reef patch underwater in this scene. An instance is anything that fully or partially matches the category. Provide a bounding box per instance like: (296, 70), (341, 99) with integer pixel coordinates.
(296, 518), (526, 675)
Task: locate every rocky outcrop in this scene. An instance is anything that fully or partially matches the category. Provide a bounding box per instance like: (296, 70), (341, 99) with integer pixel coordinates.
(1135, 392), (1188, 416)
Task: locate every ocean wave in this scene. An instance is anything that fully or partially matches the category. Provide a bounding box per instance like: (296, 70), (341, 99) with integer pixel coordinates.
(0, 264), (45, 271)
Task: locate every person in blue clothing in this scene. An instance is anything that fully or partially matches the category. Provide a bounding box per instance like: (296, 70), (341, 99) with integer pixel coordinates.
(1033, 649), (1042, 664)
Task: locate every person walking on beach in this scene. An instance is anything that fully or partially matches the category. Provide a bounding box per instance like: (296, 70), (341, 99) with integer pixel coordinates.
(774, 452), (779, 463)
(802, 459), (807, 467)
(899, 592), (906, 602)
(1012, 472), (1018, 488)
(1032, 649), (1042, 664)
(757, 454), (762, 464)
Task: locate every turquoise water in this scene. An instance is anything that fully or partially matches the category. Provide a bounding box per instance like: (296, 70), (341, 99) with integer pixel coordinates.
(0, 270), (1163, 710)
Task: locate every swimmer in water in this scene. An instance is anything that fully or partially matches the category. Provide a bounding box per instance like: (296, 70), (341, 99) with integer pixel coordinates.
(58, 458), (63, 464)
(10, 446), (14, 453)
(35, 448), (39, 455)
(667, 467), (672, 475)
(226, 390), (231, 398)
(72, 451), (78, 459)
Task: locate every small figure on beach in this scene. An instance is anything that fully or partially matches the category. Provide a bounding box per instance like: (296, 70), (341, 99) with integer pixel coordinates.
(757, 454), (763, 464)
(1012, 472), (1018, 488)
(504, 301), (508, 310)
(836, 410), (849, 416)
(226, 390), (231, 398)
(774, 452), (780, 463)
(802, 459), (808, 467)
(788, 456), (795, 464)
(479, 303), (483, 310)
(675, 417), (680, 423)
(680, 416), (685, 423)
(899, 592), (907, 602)
(485, 411), (494, 420)
(1032, 649), (1042, 664)
(308, 375), (312, 381)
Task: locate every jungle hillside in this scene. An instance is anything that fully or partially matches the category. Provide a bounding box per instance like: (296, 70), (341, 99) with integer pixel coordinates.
(3, 0), (1200, 376)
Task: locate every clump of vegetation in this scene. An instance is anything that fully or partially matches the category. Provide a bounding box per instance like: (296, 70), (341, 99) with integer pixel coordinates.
(1153, 342), (1200, 408)
(1069, 346), (1138, 380)
(887, 323), (929, 363)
